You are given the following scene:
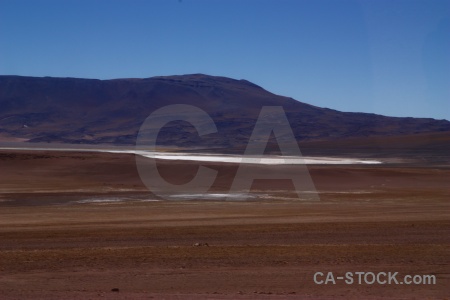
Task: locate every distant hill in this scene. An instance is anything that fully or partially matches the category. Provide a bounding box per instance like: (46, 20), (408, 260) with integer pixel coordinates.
(1, 74), (449, 151)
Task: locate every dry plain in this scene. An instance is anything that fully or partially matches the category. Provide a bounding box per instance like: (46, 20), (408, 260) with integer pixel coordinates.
(0, 149), (449, 299)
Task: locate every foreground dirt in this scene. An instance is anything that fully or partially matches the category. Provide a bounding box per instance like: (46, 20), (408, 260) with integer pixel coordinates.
(0, 150), (449, 299)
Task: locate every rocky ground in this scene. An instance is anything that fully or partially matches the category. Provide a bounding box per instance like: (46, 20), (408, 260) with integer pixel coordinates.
(0, 150), (448, 299)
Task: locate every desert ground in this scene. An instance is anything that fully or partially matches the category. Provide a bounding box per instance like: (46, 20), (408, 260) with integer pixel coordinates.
(0, 149), (449, 299)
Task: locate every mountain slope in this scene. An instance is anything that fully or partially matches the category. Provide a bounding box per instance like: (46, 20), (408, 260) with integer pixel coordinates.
(0, 74), (449, 149)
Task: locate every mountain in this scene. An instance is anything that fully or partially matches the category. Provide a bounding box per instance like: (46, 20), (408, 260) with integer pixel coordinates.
(0, 74), (449, 152)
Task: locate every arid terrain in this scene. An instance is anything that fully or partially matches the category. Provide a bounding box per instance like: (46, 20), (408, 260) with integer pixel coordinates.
(0, 148), (449, 299)
(1, 75), (449, 147)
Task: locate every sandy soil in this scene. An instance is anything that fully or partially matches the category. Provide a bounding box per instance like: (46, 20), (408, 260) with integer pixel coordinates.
(0, 150), (449, 299)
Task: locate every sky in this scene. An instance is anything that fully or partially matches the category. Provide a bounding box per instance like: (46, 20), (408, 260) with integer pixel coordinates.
(0, 0), (449, 120)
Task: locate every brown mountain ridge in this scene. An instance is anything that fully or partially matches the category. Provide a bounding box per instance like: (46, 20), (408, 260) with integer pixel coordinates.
(0, 74), (449, 152)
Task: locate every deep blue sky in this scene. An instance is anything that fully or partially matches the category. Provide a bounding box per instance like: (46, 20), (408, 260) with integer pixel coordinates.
(1, 0), (449, 120)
